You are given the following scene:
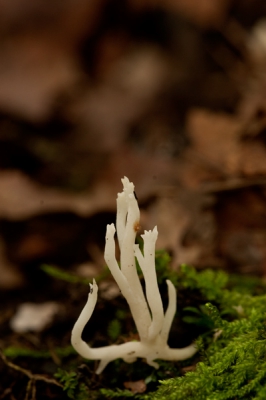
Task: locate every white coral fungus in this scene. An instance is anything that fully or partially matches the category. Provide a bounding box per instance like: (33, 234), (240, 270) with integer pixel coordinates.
(71, 177), (197, 373)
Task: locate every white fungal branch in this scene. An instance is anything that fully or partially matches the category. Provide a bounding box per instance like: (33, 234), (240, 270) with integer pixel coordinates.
(71, 177), (197, 373)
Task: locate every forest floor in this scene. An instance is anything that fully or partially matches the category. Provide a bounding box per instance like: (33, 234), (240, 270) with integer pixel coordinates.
(1, 0), (266, 398)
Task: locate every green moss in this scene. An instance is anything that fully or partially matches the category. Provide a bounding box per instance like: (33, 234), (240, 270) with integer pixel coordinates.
(142, 265), (266, 400)
(41, 264), (91, 285)
(54, 369), (90, 399)
(41, 264), (111, 285)
(107, 319), (122, 341)
(4, 345), (76, 359)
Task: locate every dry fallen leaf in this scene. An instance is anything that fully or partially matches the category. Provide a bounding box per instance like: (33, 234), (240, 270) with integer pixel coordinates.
(0, 0), (105, 121)
(186, 109), (242, 177)
(0, 170), (115, 219)
(240, 141), (266, 176)
(124, 379), (146, 394)
(0, 35), (79, 121)
(67, 45), (170, 151)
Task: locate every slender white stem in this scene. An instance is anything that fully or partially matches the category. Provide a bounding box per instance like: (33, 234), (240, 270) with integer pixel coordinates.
(104, 224), (131, 299)
(104, 223), (151, 339)
(134, 227), (164, 341)
(160, 280), (177, 343)
(116, 177), (151, 340)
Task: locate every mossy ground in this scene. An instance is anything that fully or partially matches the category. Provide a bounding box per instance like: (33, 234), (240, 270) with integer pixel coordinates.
(2, 253), (266, 399)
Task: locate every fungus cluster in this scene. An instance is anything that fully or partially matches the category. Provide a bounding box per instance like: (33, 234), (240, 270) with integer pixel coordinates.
(71, 177), (197, 373)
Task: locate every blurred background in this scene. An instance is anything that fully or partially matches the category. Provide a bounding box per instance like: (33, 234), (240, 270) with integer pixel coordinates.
(1, 0), (266, 291)
(2, 1), (266, 397)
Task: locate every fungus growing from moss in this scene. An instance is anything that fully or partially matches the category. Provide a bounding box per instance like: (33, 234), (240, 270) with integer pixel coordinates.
(71, 177), (197, 373)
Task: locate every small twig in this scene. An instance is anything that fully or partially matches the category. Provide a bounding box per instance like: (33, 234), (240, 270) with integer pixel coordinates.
(0, 388), (15, 400)
(0, 349), (63, 400)
(25, 380), (34, 400)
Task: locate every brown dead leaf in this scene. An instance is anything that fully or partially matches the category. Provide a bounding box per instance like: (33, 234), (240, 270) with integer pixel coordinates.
(0, 170), (115, 220)
(182, 364), (197, 373)
(0, 0), (105, 121)
(145, 186), (217, 268)
(0, 35), (79, 121)
(0, 152), (173, 220)
(240, 141), (266, 176)
(124, 379), (146, 394)
(67, 45), (170, 151)
(183, 109), (266, 189)
(147, 192), (201, 266)
(186, 109), (242, 177)
(97, 146), (174, 197)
